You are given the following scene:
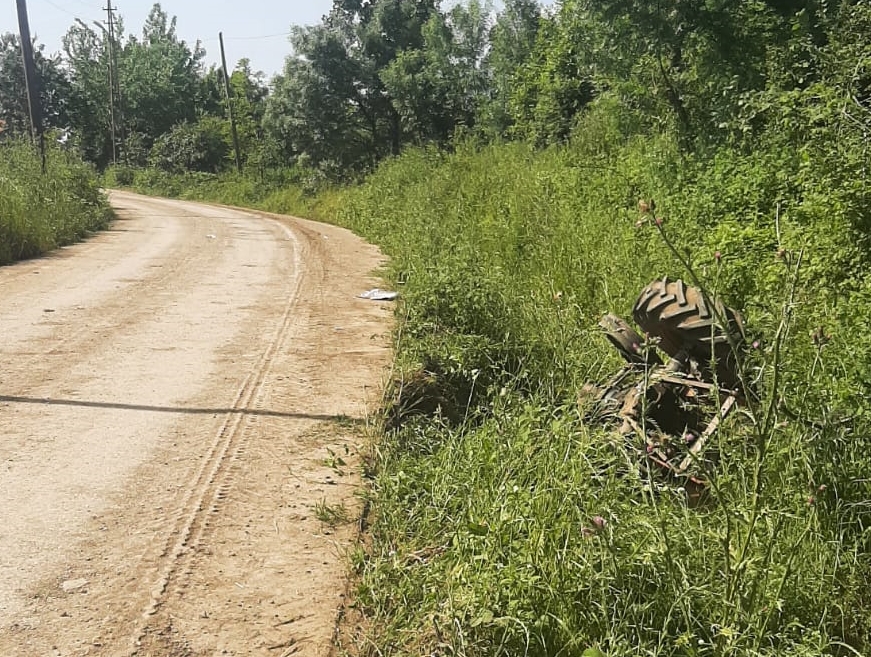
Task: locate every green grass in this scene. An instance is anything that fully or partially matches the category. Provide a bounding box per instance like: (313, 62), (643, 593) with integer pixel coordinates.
(329, 100), (871, 656)
(121, 98), (871, 656)
(122, 165), (342, 221)
(0, 139), (111, 265)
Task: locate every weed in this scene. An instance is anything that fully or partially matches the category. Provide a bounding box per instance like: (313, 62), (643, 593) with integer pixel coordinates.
(0, 139), (111, 265)
(332, 107), (871, 655)
(315, 500), (352, 528)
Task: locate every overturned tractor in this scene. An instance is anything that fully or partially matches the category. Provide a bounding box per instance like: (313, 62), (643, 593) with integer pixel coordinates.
(584, 277), (750, 483)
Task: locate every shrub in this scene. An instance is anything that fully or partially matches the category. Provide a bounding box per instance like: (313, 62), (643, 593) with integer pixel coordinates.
(0, 139), (111, 265)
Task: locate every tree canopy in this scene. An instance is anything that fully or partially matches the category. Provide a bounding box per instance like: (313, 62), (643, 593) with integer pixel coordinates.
(2, 0), (868, 176)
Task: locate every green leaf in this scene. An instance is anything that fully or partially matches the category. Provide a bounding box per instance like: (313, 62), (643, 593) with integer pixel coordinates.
(466, 522), (490, 536)
(582, 649), (606, 657)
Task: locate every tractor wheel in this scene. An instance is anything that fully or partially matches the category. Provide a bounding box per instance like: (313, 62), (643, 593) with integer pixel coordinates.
(632, 277), (746, 387)
(599, 313), (662, 365)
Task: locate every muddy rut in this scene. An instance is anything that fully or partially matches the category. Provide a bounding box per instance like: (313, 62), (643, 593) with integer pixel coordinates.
(0, 192), (392, 656)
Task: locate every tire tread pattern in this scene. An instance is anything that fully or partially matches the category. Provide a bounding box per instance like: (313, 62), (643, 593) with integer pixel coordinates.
(631, 277), (745, 386)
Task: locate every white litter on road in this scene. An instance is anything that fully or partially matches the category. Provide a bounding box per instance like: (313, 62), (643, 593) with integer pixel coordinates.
(358, 288), (399, 301)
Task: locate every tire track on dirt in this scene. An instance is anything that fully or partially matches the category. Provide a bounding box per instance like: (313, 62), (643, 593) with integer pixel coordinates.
(130, 221), (306, 653)
(0, 193), (392, 657)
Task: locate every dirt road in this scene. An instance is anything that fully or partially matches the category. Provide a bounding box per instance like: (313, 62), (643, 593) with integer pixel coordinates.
(0, 192), (392, 656)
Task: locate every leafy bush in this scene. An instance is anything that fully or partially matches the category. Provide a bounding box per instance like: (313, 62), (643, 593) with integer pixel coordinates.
(0, 139), (111, 265)
(148, 117), (229, 174)
(103, 164), (135, 187)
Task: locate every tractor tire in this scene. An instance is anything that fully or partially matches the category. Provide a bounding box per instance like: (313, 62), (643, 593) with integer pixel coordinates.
(599, 313), (662, 365)
(632, 277), (746, 387)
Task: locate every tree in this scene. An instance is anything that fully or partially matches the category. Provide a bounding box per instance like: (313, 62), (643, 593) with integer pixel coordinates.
(479, 0), (541, 138)
(381, 1), (492, 144)
(63, 20), (114, 164)
(120, 4), (205, 156)
(521, 0), (837, 144)
(265, 0), (441, 173)
(63, 3), (209, 167)
(227, 59), (268, 163)
(0, 33), (71, 139)
(264, 50), (370, 171)
(148, 117), (227, 173)
(508, 9), (596, 145)
(196, 65), (225, 118)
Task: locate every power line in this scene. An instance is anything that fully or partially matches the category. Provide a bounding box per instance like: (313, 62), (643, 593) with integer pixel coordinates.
(201, 31), (293, 43)
(35, 0), (83, 19)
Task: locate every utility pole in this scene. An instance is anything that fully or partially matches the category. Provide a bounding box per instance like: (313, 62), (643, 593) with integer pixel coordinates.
(96, 0), (123, 164)
(15, 0), (46, 173)
(105, 0), (125, 163)
(104, 41), (117, 165)
(219, 32), (243, 174)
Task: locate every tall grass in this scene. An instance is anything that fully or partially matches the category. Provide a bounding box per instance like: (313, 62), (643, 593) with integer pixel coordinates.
(123, 166), (343, 221)
(331, 98), (871, 656)
(0, 139), (111, 265)
(119, 98), (871, 655)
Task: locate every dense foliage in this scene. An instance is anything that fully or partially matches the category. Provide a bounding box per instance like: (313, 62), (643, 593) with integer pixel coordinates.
(0, 139), (111, 265)
(2, 1), (544, 176)
(332, 113), (871, 655)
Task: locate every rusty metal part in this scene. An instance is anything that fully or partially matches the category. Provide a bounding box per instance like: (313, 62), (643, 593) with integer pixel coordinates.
(599, 313), (662, 365)
(675, 394), (737, 475)
(590, 278), (753, 485)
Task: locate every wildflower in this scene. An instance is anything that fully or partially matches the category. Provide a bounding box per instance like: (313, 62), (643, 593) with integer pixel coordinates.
(807, 496), (815, 506)
(818, 484), (827, 492)
(752, 340), (760, 349)
(714, 251), (722, 261)
(582, 515), (608, 538)
(654, 217), (663, 227)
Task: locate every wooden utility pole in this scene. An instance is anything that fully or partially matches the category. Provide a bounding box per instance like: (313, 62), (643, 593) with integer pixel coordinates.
(15, 0), (46, 172)
(104, 42), (117, 165)
(105, 0), (125, 162)
(219, 32), (243, 174)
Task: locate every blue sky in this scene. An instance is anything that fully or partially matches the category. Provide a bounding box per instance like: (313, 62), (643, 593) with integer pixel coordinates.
(2, 0), (335, 79)
(3, 1), (555, 80)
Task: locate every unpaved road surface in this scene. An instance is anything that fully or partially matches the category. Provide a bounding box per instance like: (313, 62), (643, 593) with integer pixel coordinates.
(0, 191), (392, 656)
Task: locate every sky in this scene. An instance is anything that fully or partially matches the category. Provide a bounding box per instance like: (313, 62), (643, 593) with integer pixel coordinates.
(2, 0), (335, 80)
(3, 0), (556, 82)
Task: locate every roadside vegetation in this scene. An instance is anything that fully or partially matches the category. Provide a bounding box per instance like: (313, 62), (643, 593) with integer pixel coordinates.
(8, 0), (871, 654)
(333, 110), (871, 657)
(130, 100), (871, 656)
(0, 139), (111, 266)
